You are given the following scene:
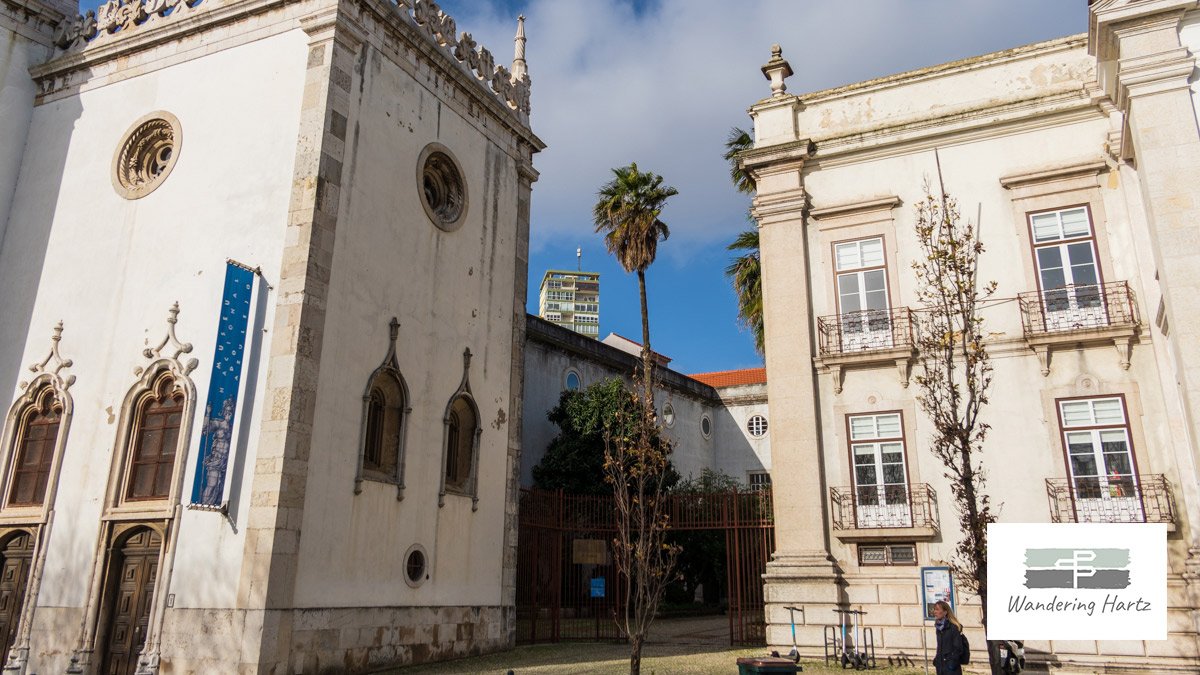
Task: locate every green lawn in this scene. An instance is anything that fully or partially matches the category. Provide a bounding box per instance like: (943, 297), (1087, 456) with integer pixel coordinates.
(384, 642), (929, 674)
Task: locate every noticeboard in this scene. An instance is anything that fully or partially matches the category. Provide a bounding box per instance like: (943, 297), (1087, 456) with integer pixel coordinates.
(920, 566), (954, 621)
(590, 577), (606, 598)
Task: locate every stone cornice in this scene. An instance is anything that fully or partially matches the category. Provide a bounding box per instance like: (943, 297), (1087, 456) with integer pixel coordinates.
(999, 160), (1108, 190)
(1, 0), (67, 45)
(798, 34), (1087, 104)
(740, 139), (811, 177)
(804, 86), (1104, 171)
(349, 0), (544, 151)
(809, 195), (900, 221)
(31, 0), (293, 99)
(1089, 0), (1198, 60)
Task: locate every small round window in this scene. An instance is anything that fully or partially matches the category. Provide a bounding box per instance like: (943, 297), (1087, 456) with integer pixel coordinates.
(112, 111), (182, 200)
(700, 414), (712, 439)
(662, 403), (675, 428)
(747, 415), (768, 438)
(404, 544), (428, 588)
(565, 370), (581, 391)
(418, 143), (467, 231)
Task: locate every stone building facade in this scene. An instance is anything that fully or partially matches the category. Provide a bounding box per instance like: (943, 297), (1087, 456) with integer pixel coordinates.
(743, 0), (1200, 671)
(520, 315), (770, 488)
(0, 0), (541, 673)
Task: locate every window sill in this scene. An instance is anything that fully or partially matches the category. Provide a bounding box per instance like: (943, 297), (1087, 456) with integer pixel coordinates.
(1025, 323), (1139, 376)
(834, 526), (938, 542)
(816, 345), (915, 394)
(354, 473), (404, 500)
(439, 487), (479, 511)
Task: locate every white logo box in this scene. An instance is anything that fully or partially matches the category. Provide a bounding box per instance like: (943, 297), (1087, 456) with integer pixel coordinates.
(986, 523), (1166, 640)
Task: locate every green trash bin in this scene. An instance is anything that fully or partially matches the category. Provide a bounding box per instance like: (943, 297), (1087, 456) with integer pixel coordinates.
(735, 656), (802, 674)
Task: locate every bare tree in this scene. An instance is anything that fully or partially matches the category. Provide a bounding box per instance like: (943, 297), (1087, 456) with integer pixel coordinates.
(911, 167), (999, 668)
(602, 369), (680, 675)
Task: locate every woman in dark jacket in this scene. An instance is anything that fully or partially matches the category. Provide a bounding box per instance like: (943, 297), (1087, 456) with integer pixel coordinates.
(932, 600), (964, 675)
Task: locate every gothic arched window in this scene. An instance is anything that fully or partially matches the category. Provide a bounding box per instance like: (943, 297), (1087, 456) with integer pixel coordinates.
(7, 387), (62, 507)
(126, 373), (185, 501)
(443, 395), (477, 493)
(358, 373), (405, 484)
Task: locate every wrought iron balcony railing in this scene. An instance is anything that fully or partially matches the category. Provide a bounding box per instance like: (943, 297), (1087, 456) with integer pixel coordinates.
(830, 483), (939, 532)
(1018, 281), (1139, 337)
(1046, 474), (1175, 525)
(817, 307), (915, 357)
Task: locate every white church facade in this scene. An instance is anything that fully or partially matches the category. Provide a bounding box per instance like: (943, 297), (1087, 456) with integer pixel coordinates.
(0, 0), (540, 672)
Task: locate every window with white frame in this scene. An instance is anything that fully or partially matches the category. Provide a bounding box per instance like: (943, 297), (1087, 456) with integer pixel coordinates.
(1029, 206), (1102, 320)
(748, 471), (771, 492)
(746, 415), (768, 438)
(858, 543), (916, 566)
(1057, 397), (1139, 513)
(848, 412), (909, 512)
(834, 237), (891, 344)
(547, 280), (563, 289)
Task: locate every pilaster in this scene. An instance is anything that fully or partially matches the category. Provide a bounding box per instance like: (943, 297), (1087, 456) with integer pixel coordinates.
(235, 4), (360, 673)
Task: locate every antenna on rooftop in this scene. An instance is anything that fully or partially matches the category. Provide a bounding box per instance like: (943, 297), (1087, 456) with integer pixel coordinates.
(577, 247), (582, 271)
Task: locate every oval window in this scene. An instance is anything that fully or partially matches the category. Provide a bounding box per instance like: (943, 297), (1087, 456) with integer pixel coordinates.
(662, 403), (675, 428)
(565, 370), (581, 391)
(404, 545), (428, 588)
(700, 414), (712, 439)
(747, 414), (768, 438)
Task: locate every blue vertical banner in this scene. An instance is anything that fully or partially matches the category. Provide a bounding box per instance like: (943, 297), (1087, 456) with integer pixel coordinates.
(191, 261), (256, 507)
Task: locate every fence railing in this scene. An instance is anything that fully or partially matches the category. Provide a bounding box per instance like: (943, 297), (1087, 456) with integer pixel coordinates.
(1045, 474), (1175, 525)
(829, 483), (939, 532)
(817, 307), (915, 357)
(1018, 281), (1138, 336)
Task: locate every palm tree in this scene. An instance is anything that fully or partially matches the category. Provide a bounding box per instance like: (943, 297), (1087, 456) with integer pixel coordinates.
(723, 127), (756, 193)
(723, 127), (764, 355)
(592, 162), (678, 396)
(726, 229), (764, 355)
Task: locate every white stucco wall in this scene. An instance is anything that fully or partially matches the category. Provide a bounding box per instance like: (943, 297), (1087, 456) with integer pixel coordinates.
(0, 17), (51, 255)
(0, 28), (308, 612)
(711, 383), (770, 481)
(289, 42), (525, 609)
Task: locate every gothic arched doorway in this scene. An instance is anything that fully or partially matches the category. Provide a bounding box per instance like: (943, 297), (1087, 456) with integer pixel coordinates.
(100, 527), (162, 675)
(0, 531), (35, 659)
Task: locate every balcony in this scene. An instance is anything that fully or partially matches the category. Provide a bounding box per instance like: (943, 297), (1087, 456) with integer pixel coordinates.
(1017, 281), (1140, 375)
(830, 483), (940, 541)
(816, 307), (916, 393)
(1046, 475), (1176, 529)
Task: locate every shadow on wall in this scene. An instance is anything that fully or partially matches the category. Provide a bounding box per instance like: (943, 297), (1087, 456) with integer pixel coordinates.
(0, 86), (81, 421)
(712, 404), (764, 478)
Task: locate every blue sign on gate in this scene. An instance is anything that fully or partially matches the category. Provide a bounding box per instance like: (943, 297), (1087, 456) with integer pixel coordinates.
(590, 577), (605, 598)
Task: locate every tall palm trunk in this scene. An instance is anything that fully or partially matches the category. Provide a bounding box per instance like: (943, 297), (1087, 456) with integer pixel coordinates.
(637, 269), (652, 408)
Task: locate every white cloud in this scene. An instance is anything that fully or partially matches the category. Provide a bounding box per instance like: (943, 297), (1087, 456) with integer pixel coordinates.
(445, 0), (1086, 265)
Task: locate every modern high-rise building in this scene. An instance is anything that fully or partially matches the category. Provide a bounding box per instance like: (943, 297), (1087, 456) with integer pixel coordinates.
(537, 269), (601, 336)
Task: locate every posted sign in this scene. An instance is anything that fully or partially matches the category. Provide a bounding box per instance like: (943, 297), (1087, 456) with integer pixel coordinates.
(921, 566), (954, 620)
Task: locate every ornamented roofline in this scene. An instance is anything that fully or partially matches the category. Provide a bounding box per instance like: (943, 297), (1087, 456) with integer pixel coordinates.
(49, 0), (532, 119)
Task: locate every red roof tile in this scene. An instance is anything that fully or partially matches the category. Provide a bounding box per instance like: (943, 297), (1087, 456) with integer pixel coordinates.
(688, 367), (767, 388)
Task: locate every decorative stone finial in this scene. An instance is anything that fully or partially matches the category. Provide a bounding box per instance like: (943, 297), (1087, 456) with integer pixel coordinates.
(24, 321), (75, 391)
(761, 43), (793, 97)
(512, 15), (527, 77)
(140, 301), (198, 376)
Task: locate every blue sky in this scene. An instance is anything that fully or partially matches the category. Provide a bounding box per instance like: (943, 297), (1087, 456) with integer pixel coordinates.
(78, 0), (1086, 374)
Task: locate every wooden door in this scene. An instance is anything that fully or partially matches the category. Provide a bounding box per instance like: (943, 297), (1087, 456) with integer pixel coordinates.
(102, 529), (161, 675)
(0, 532), (35, 658)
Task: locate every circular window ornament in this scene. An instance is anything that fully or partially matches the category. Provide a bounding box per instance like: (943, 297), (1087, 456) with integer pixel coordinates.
(404, 544), (429, 588)
(112, 111), (182, 200)
(564, 370), (581, 391)
(417, 143), (467, 231)
(662, 403), (675, 428)
(700, 414), (712, 439)
(747, 414), (768, 438)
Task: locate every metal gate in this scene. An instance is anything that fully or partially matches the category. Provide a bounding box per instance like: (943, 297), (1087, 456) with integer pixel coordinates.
(515, 488), (774, 646)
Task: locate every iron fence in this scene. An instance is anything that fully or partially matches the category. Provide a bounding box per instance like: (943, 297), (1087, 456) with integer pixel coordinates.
(829, 483), (939, 532)
(1045, 474), (1175, 524)
(817, 307), (915, 356)
(1018, 281), (1138, 336)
